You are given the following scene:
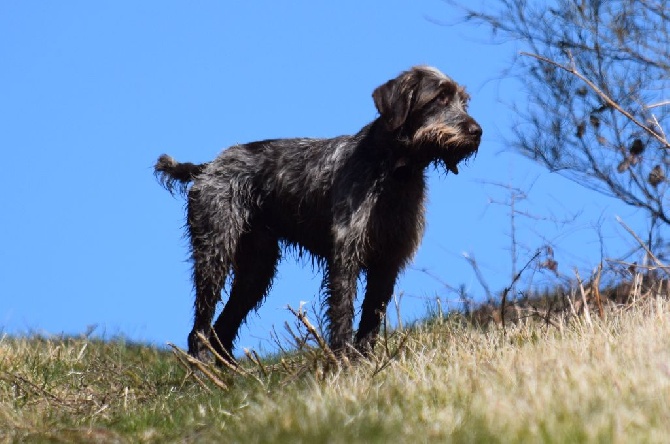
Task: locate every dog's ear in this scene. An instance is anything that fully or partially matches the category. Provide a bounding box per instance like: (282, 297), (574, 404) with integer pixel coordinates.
(372, 76), (415, 131)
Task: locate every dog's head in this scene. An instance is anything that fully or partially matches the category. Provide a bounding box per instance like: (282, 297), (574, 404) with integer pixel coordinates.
(373, 66), (482, 174)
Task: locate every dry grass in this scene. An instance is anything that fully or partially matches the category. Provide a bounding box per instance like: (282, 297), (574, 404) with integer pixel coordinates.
(1, 299), (669, 443)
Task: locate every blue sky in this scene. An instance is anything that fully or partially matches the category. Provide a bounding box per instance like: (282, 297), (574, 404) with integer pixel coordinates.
(0, 2), (646, 354)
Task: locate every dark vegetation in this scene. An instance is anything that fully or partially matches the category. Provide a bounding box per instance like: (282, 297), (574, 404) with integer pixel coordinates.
(443, 0), (670, 327)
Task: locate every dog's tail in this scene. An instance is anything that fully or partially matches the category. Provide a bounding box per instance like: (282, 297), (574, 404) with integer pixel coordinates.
(154, 154), (208, 196)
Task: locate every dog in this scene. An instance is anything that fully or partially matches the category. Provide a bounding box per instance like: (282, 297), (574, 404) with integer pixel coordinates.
(155, 66), (482, 359)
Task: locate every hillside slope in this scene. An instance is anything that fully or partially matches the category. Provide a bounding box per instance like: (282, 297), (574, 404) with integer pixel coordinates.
(1, 300), (669, 443)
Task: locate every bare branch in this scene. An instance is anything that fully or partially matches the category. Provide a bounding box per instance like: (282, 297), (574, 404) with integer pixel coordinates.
(521, 51), (670, 149)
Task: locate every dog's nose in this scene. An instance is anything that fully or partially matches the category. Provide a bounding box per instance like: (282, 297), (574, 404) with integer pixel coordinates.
(468, 122), (483, 138)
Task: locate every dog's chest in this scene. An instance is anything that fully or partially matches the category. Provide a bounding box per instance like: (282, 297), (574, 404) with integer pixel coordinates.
(339, 174), (427, 264)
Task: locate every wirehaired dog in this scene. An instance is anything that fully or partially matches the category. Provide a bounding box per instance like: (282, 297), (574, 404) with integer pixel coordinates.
(155, 66), (482, 359)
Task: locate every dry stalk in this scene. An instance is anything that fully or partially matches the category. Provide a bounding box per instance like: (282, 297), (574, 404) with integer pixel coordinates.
(195, 332), (264, 386)
(394, 292), (403, 331)
(592, 263), (604, 318)
(206, 330), (240, 368)
(246, 349), (269, 379)
(169, 344), (212, 393)
(280, 358), (292, 374)
(528, 297), (563, 331)
(168, 343), (228, 391)
(3, 372), (72, 409)
(371, 331), (410, 378)
(658, 280), (666, 300)
(574, 270), (593, 327)
(283, 320), (308, 351)
(286, 305), (339, 366)
(633, 271), (643, 304)
(382, 310), (391, 358)
(566, 288), (578, 319)
(435, 297), (444, 322)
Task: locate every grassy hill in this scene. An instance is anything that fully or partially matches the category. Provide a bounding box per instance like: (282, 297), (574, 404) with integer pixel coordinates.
(1, 299), (669, 443)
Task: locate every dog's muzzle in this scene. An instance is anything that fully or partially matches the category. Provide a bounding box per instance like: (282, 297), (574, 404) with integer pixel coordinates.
(466, 120), (483, 141)
(444, 120), (482, 175)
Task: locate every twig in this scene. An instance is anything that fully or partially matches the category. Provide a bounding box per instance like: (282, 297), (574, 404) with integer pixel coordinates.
(606, 258), (660, 270)
(462, 252), (494, 302)
(521, 51), (670, 149)
(168, 343), (228, 391)
(2, 372), (72, 409)
(371, 332), (410, 378)
(530, 305), (562, 330)
(270, 325), (290, 356)
(196, 332), (264, 385)
(207, 330), (240, 368)
(283, 320), (309, 351)
(170, 344), (212, 392)
(287, 305), (339, 365)
(382, 310), (391, 358)
(649, 115), (667, 141)
(500, 249), (543, 331)
(646, 100), (670, 110)
(616, 216), (670, 274)
(249, 350), (269, 379)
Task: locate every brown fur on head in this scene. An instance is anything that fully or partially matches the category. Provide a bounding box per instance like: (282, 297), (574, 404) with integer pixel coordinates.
(372, 66), (481, 174)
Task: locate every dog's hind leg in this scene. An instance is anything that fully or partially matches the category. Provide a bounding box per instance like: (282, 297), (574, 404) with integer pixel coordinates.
(188, 251), (228, 359)
(211, 226), (280, 359)
(188, 233), (229, 359)
(185, 187), (235, 358)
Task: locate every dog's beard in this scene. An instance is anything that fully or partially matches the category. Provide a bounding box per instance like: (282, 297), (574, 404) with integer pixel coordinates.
(412, 124), (480, 174)
(437, 145), (478, 175)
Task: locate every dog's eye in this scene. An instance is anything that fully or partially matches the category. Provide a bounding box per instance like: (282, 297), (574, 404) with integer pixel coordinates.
(436, 92), (451, 106)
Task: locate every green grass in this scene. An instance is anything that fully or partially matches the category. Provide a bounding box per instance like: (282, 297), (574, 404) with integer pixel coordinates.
(2, 299), (670, 443)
